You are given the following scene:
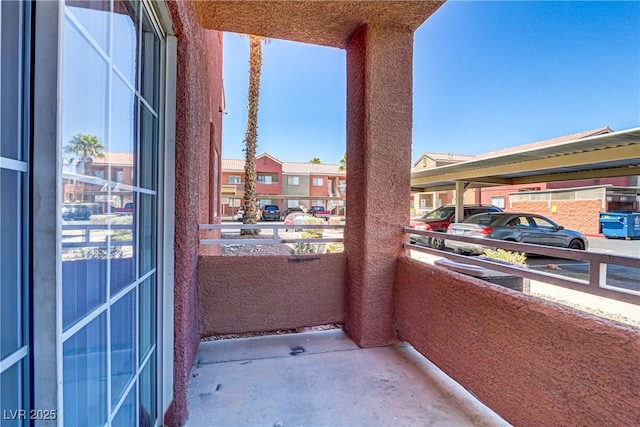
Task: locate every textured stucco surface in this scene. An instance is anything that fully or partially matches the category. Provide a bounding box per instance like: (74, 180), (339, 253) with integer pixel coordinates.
(395, 255), (640, 426)
(165, 0), (224, 425)
(196, 0), (443, 48)
(198, 254), (346, 335)
(344, 24), (413, 347)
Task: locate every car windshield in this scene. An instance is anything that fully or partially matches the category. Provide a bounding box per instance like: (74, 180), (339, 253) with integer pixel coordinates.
(422, 207), (454, 220)
(264, 206), (278, 211)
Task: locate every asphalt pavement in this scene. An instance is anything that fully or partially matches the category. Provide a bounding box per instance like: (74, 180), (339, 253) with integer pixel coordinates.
(527, 237), (640, 292)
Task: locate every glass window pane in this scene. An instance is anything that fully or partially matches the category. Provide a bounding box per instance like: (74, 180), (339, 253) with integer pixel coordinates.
(1, 0), (22, 160)
(62, 16), (108, 181)
(63, 313), (108, 427)
(139, 353), (156, 426)
(112, 0), (139, 86)
(111, 384), (136, 427)
(111, 73), (137, 185)
(138, 275), (156, 363)
(1, 360), (24, 427)
(111, 290), (136, 409)
(61, 14), (109, 331)
(65, 0), (110, 54)
(61, 249), (107, 331)
(110, 209), (136, 296)
(138, 193), (156, 275)
(140, 10), (160, 110)
(1, 169), (22, 357)
(139, 105), (157, 190)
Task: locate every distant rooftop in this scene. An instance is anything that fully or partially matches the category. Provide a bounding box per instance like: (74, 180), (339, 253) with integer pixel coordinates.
(222, 155), (345, 176)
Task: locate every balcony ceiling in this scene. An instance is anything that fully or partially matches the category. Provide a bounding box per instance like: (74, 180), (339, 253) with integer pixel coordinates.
(195, 0), (445, 48)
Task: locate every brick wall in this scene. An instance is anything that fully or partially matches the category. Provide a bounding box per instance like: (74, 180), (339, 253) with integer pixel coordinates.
(509, 200), (604, 235)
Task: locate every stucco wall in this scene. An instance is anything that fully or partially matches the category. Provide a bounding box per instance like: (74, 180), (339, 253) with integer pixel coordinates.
(198, 254), (346, 335)
(395, 256), (640, 426)
(509, 200), (604, 234)
(165, 0), (223, 424)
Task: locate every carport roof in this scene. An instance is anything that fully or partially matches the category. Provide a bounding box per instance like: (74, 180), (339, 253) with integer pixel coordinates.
(411, 127), (640, 192)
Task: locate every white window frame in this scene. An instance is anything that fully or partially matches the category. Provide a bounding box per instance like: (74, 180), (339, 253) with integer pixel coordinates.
(491, 196), (506, 209)
(228, 175), (240, 184)
(312, 177), (323, 187)
(287, 175), (299, 186)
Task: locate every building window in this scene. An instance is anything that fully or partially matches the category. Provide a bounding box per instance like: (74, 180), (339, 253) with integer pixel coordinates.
(257, 174), (273, 184)
(313, 200), (324, 207)
(0, 0), (30, 416)
(312, 177), (323, 186)
(228, 175), (241, 184)
(59, 1), (162, 424)
(287, 200), (299, 208)
(287, 176), (299, 186)
(491, 196), (506, 208)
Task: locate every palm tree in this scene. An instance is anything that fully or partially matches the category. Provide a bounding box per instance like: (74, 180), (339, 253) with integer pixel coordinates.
(309, 158), (321, 164)
(242, 35), (268, 235)
(64, 132), (105, 175)
(339, 153), (347, 172)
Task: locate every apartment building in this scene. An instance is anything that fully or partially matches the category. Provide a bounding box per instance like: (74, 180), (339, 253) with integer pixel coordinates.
(221, 153), (346, 216)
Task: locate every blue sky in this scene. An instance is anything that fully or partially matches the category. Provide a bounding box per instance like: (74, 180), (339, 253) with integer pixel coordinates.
(221, 1), (640, 164)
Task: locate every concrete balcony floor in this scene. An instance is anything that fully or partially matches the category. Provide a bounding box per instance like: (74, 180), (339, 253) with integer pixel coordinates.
(187, 329), (509, 426)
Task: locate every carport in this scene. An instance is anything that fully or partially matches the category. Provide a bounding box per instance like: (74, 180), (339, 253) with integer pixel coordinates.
(411, 127), (640, 221)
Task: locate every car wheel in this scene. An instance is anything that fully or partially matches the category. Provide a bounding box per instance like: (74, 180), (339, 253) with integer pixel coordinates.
(430, 237), (445, 250)
(568, 239), (585, 250)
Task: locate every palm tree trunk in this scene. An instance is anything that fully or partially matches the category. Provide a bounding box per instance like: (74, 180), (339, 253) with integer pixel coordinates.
(241, 35), (263, 235)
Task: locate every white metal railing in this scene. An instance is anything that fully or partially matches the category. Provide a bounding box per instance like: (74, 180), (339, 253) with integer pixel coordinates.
(62, 223), (133, 248)
(199, 223), (344, 245)
(405, 228), (640, 305)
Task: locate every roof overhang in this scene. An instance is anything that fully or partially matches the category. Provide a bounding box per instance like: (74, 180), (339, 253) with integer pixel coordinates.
(411, 128), (640, 192)
(196, 0), (445, 48)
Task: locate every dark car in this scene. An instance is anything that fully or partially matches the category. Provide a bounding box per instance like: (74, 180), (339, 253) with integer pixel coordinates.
(261, 205), (281, 221)
(445, 212), (588, 255)
(62, 204), (92, 221)
(283, 206), (305, 218)
(410, 204), (503, 249)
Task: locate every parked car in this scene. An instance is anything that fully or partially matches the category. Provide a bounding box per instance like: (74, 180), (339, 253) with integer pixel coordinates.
(445, 212), (588, 255)
(111, 202), (134, 216)
(283, 206), (305, 219)
(308, 205), (331, 220)
(283, 212), (315, 231)
(62, 203), (92, 221)
(410, 204), (503, 249)
(233, 207), (245, 221)
(261, 205), (281, 221)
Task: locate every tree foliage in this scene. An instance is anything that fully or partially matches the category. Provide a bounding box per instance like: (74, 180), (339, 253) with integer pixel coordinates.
(64, 133), (105, 174)
(339, 153), (347, 171)
(309, 158), (321, 164)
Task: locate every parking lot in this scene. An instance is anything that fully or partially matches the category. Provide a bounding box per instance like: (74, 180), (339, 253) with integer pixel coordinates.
(526, 238), (640, 292)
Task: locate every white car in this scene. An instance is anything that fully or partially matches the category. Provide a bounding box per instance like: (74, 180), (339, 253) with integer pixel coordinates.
(232, 208), (245, 221)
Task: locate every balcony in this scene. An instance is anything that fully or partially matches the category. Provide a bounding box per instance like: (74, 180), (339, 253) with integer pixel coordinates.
(191, 225), (640, 425)
(187, 329), (507, 426)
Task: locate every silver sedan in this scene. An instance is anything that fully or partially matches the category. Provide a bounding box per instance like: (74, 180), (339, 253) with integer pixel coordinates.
(445, 212), (589, 255)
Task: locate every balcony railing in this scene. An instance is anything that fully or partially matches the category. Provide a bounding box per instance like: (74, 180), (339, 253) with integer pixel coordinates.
(199, 223), (344, 246)
(405, 228), (640, 305)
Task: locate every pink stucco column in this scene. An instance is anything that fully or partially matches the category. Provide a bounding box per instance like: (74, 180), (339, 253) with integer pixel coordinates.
(344, 24), (413, 347)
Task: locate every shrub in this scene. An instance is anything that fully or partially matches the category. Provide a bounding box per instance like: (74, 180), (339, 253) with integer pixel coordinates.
(483, 248), (528, 267)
